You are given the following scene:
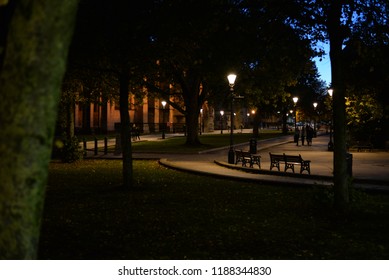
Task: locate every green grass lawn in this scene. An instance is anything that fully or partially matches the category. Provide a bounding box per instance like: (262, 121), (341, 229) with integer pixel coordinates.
(39, 160), (389, 259)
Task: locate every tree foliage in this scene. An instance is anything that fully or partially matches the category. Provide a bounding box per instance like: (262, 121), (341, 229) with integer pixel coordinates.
(64, 0), (157, 187)
(342, 38), (389, 146)
(290, 0), (389, 211)
(140, 0), (321, 141)
(139, 0), (257, 145)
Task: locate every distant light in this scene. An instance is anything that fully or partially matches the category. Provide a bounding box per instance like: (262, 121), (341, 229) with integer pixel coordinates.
(293, 97), (298, 104)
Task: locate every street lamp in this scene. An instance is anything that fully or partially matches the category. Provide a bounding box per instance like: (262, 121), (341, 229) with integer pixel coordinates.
(227, 74), (237, 164)
(220, 110), (224, 134)
(199, 108), (203, 135)
(161, 100), (167, 139)
(327, 88), (334, 151)
(313, 102), (318, 137)
(292, 97), (298, 129)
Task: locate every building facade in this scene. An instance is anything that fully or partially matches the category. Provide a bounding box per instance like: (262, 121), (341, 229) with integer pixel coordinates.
(74, 93), (215, 135)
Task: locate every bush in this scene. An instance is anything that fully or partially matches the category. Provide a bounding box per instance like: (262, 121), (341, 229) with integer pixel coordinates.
(53, 134), (83, 163)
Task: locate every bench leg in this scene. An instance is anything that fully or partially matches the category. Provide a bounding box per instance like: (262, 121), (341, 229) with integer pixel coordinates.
(250, 157), (261, 169)
(270, 162), (280, 171)
(300, 163), (310, 174)
(285, 163), (295, 173)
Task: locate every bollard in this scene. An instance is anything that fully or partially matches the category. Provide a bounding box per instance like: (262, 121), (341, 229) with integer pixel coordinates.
(249, 138), (257, 154)
(104, 137), (108, 154)
(114, 134), (122, 155)
(83, 138), (87, 157)
(94, 137), (98, 155)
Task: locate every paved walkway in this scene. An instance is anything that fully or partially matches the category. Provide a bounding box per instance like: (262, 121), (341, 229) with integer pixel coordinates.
(86, 130), (389, 192)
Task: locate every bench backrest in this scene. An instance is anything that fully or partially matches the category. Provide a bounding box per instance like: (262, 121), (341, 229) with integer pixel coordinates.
(236, 150), (251, 157)
(283, 154), (302, 163)
(269, 153), (284, 162)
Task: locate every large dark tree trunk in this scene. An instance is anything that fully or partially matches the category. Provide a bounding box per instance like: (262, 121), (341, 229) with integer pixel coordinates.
(185, 111), (200, 145)
(328, 2), (349, 212)
(184, 87), (201, 146)
(119, 69), (133, 188)
(0, 0), (79, 259)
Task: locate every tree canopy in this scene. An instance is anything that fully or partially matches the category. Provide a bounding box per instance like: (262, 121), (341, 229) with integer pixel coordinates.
(289, 0), (389, 211)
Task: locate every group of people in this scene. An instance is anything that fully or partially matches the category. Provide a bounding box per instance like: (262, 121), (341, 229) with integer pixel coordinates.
(294, 124), (314, 146)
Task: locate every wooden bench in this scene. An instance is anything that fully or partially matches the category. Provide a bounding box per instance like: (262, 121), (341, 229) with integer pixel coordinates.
(355, 141), (373, 152)
(130, 129), (141, 141)
(284, 154), (311, 174)
(250, 153), (261, 168)
(269, 152), (311, 174)
(235, 150), (261, 168)
(269, 153), (285, 172)
(348, 140), (373, 152)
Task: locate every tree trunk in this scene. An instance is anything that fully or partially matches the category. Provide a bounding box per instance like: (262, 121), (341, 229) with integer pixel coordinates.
(328, 2), (349, 212)
(282, 108), (288, 135)
(0, 0), (79, 259)
(185, 113), (200, 145)
(65, 100), (75, 139)
(101, 95), (108, 134)
(184, 89), (201, 145)
(119, 69), (133, 188)
(82, 102), (91, 134)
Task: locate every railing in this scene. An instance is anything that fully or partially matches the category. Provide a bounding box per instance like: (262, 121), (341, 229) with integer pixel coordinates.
(82, 137), (114, 156)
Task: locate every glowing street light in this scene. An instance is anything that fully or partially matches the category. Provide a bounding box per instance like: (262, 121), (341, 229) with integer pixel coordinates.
(227, 74), (237, 164)
(328, 88), (334, 151)
(313, 102), (318, 137)
(220, 110), (224, 134)
(292, 97), (298, 129)
(161, 100), (167, 139)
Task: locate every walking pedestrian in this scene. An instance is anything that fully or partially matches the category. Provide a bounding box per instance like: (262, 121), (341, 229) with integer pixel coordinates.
(301, 125), (305, 146)
(294, 128), (300, 146)
(306, 125), (313, 146)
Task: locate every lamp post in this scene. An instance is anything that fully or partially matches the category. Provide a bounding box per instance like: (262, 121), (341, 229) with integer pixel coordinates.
(327, 89), (334, 151)
(220, 110), (224, 134)
(199, 108), (203, 135)
(161, 100), (167, 139)
(227, 74), (237, 164)
(313, 102), (318, 137)
(293, 97), (298, 129)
